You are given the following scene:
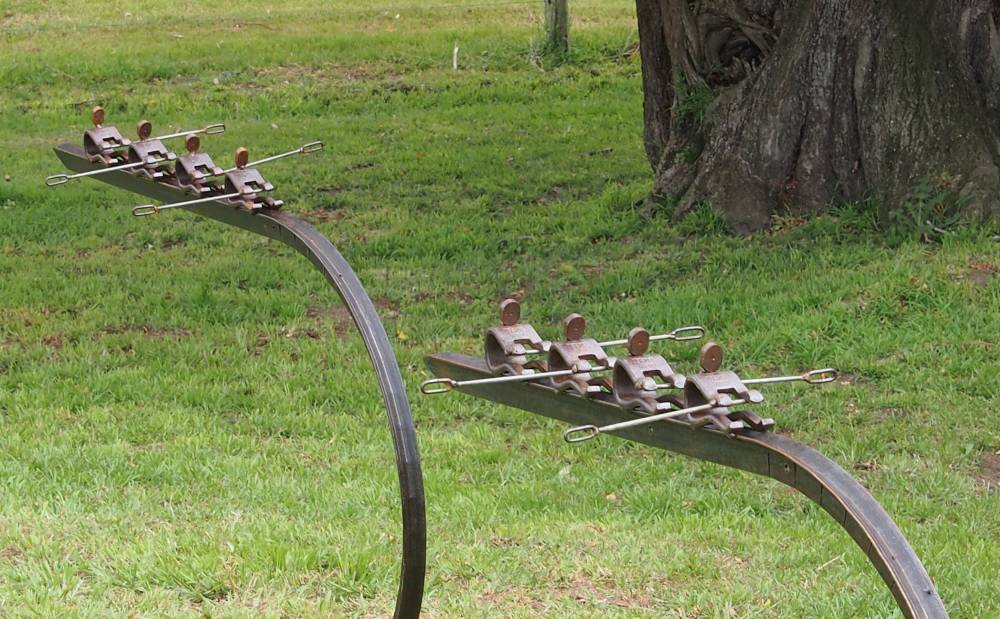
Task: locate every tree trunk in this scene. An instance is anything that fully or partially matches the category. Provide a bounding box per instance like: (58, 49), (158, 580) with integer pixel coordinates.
(636, 0), (1000, 232)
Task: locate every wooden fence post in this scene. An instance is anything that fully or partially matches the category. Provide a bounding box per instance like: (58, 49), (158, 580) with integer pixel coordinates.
(544, 0), (569, 53)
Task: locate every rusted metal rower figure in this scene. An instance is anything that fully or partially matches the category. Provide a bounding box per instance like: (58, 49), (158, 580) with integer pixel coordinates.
(45, 107), (225, 185)
(80, 106), (131, 164)
(422, 298), (703, 395)
(130, 142), (322, 217)
(173, 135), (225, 193)
(423, 299), (948, 618)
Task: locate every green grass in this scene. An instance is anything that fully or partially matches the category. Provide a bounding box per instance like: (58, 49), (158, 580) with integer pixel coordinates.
(1, 1), (998, 616)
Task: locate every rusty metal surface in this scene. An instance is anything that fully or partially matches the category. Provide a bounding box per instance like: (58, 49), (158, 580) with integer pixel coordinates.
(546, 314), (611, 396)
(174, 136), (224, 192)
(82, 106), (130, 162)
(611, 327), (685, 414)
(54, 143), (426, 619)
(425, 352), (948, 619)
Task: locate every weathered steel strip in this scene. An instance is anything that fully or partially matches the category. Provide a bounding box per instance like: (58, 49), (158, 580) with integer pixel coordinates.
(425, 352), (947, 619)
(55, 144), (426, 619)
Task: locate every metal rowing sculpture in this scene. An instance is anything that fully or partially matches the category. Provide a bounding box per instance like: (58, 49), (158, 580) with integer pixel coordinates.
(47, 107), (949, 618)
(47, 108), (426, 619)
(423, 299), (948, 619)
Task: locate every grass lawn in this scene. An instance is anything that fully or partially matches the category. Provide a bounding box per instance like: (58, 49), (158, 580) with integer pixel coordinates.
(1, 1), (998, 616)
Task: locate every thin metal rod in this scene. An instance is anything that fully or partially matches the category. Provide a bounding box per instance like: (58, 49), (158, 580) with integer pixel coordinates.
(743, 368), (837, 385)
(46, 159), (151, 186)
(564, 398), (748, 443)
(132, 191), (243, 217)
(221, 141), (324, 174)
(652, 369), (837, 391)
(520, 325), (705, 355)
(150, 123), (226, 142)
(598, 325), (705, 347)
(421, 364), (610, 395)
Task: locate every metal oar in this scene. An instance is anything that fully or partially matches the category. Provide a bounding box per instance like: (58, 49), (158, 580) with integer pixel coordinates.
(130, 118), (226, 145)
(219, 141), (324, 175)
(564, 397), (749, 443)
(46, 121), (226, 186)
(742, 368), (837, 385)
(595, 325), (705, 347)
(420, 363), (612, 395)
(650, 368), (838, 390)
(142, 122), (225, 143)
(132, 191), (246, 217)
(518, 325), (705, 356)
(46, 158), (168, 186)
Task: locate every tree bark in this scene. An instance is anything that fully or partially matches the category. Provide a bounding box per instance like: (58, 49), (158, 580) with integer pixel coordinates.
(636, 0), (1000, 232)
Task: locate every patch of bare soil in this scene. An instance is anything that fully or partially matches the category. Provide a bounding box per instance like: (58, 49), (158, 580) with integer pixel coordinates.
(447, 291), (474, 305)
(373, 297), (400, 319)
(854, 459), (880, 472)
(303, 208), (347, 223)
(535, 185), (564, 205)
(277, 328), (321, 340)
(42, 333), (65, 350)
(99, 324), (191, 338)
(414, 290), (474, 305)
(255, 63), (388, 83)
(876, 407), (908, 420)
(160, 237), (186, 250)
(252, 327), (322, 356)
(306, 304), (354, 335)
(966, 259), (998, 287)
(977, 449), (1000, 490)
(476, 571), (661, 613)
